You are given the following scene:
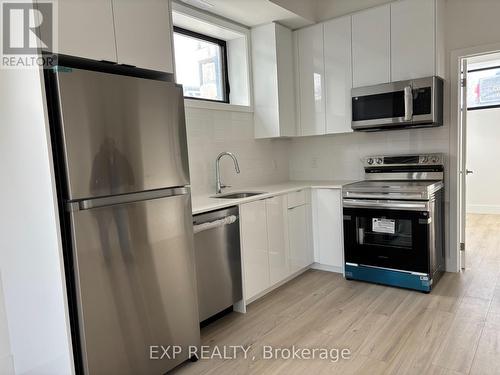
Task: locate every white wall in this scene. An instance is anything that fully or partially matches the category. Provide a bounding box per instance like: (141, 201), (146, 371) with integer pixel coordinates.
(0, 271), (13, 375)
(185, 107), (290, 195)
(0, 67), (73, 374)
(466, 108), (500, 214)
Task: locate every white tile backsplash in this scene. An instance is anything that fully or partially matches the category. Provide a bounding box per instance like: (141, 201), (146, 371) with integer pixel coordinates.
(289, 124), (451, 181)
(185, 107), (290, 195)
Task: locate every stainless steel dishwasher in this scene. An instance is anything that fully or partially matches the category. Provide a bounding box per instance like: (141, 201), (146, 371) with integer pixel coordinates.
(193, 206), (242, 323)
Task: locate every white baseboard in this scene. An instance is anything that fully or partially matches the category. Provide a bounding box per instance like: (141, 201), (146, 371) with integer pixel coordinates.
(310, 262), (343, 274)
(467, 204), (500, 215)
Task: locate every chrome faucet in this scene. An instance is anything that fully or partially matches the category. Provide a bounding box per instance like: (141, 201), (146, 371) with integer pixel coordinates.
(215, 152), (240, 194)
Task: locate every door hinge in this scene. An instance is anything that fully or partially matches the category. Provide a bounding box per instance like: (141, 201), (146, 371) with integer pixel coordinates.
(460, 242), (465, 251)
(461, 78), (467, 88)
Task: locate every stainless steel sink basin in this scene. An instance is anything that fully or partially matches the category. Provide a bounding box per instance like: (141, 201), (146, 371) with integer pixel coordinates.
(211, 192), (267, 199)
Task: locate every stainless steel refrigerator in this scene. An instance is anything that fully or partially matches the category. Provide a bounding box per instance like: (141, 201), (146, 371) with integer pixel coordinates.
(47, 66), (200, 374)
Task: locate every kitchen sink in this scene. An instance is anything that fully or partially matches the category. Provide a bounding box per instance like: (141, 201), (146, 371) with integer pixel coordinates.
(211, 192), (267, 199)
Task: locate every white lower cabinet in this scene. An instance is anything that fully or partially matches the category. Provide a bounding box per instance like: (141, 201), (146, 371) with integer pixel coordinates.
(240, 191), (313, 302)
(311, 189), (344, 272)
(288, 204), (313, 273)
(240, 200), (270, 301)
(266, 196), (290, 284)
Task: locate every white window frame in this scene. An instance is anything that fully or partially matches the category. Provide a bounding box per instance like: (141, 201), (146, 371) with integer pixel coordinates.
(171, 1), (253, 112)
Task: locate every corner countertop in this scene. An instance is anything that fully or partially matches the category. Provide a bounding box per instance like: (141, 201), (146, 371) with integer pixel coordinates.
(191, 180), (356, 215)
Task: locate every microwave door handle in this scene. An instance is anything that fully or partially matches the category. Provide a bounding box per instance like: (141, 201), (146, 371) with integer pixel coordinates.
(404, 85), (413, 122)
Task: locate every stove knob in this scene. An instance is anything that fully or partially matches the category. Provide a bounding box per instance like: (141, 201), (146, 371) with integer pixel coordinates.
(431, 156), (439, 163)
(367, 158), (374, 165)
(376, 158), (383, 164)
(422, 156), (429, 163)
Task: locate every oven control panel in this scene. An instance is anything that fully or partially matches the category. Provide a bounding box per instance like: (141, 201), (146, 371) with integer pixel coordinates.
(364, 154), (443, 167)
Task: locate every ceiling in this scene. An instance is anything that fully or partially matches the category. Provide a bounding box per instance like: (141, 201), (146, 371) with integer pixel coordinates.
(177, 0), (315, 29)
(177, 0), (396, 30)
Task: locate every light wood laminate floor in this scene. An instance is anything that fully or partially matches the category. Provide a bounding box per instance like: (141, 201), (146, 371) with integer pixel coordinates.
(173, 214), (500, 375)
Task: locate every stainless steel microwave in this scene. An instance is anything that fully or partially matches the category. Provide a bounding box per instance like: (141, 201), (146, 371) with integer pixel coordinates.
(351, 76), (444, 131)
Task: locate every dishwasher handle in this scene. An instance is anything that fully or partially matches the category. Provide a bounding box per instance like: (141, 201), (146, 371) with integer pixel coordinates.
(193, 215), (238, 234)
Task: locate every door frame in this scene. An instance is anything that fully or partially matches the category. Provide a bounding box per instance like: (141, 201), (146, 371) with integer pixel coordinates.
(450, 42), (500, 272)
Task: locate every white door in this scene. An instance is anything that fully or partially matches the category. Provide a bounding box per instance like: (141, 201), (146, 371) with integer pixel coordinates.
(459, 58), (468, 270)
(324, 16), (353, 134)
(352, 4), (391, 87)
(240, 200), (270, 300)
(390, 0), (436, 81)
(266, 196), (290, 284)
(54, 0), (117, 62)
(112, 0), (174, 72)
(296, 24), (326, 136)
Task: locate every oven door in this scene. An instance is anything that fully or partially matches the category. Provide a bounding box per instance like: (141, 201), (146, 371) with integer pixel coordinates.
(343, 200), (431, 274)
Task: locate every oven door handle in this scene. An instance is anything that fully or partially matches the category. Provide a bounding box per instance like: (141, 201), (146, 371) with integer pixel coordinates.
(343, 199), (429, 211)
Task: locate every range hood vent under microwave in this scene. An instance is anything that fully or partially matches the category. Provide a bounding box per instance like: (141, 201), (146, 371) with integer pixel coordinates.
(351, 76), (444, 132)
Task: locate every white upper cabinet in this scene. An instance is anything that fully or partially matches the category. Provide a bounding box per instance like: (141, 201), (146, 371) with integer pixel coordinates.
(295, 24), (326, 136)
(252, 23), (296, 138)
(323, 15), (353, 134)
(55, 0), (117, 62)
(352, 5), (391, 87)
(50, 0), (174, 72)
(391, 0), (437, 81)
(112, 0), (174, 72)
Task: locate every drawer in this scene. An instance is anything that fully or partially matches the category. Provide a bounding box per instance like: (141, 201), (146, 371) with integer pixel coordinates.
(287, 190), (306, 208)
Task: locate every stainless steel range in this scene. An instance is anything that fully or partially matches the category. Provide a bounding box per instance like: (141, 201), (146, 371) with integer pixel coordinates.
(343, 154), (445, 292)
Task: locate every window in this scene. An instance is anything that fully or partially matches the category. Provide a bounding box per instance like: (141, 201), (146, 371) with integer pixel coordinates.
(467, 66), (500, 110)
(173, 27), (230, 103)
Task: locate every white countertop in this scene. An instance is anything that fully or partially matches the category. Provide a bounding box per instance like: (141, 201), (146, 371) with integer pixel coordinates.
(191, 180), (356, 215)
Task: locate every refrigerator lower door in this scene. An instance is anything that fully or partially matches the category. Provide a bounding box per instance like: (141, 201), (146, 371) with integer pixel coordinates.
(69, 192), (199, 375)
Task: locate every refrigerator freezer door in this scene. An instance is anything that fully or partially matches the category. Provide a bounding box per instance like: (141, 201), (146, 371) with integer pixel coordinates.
(55, 68), (190, 200)
(70, 192), (199, 375)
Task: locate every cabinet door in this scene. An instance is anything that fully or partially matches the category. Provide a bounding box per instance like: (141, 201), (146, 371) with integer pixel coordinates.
(240, 200), (270, 300)
(312, 189), (344, 270)
(276, 24), (297, 137)
(352, 5), (390, 87)
(296, 24), (326, 136)
(55, 0), (117, 62)
(288, 204), (312, 273)
(324, 16), (353, 134)
(266, 196), (290, 284)
(391, 0), (435, 81)
(112, 0), (174, 72)
(252, 23), (280, 138)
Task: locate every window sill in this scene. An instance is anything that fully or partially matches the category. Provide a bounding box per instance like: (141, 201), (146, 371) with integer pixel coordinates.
(184, 99), (253, 113)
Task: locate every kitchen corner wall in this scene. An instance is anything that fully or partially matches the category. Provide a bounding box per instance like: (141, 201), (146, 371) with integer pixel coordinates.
(185, 107), (290, 195)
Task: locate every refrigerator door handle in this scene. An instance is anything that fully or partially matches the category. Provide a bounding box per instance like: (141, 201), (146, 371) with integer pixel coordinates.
(67, 187), (190, 212)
